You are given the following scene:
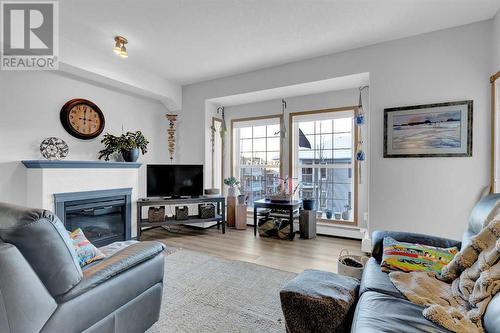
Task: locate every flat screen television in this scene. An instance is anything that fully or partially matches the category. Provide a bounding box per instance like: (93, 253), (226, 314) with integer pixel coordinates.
(147, 164), (204, 198)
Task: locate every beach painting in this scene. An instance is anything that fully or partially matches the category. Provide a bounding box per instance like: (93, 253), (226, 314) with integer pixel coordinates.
(384, 101), (472, 157)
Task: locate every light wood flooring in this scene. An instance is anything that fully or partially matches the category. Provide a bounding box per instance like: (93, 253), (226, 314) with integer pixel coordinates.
(141, 225), (365, 274)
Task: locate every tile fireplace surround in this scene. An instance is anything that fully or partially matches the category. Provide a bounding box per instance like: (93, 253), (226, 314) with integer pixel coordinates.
(22, 160), (141, 238)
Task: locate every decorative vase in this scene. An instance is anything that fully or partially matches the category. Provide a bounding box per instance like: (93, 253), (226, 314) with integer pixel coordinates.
(237, 194), (246, 205)
(335, 212), (342, 220)
(302, 199), (315, 211)
(325, 210), (333, 219)
(122, 148), (139, 162)
(342, 210), (351, 220)
(227, 186), (236, 197)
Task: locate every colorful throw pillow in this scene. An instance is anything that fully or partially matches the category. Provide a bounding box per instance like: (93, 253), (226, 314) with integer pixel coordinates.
(381, 237), (458, 274)
(68, 228), (105, 267)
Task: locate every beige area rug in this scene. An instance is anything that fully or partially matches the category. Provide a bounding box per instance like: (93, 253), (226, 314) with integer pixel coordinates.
(147, 249), (296, 333)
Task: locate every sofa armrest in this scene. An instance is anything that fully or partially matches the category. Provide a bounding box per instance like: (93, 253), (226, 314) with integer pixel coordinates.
(0, 242), (57, 333)
(371, 230), (461, 262)
(57, 241), (165, 303)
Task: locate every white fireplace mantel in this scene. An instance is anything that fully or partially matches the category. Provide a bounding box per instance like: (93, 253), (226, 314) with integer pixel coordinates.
(22, 160), (141, 237)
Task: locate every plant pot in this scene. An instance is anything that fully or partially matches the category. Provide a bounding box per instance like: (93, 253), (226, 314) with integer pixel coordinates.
(121, 148), (139, 162)
(325, 210), (333, 219)
(342, 210), (351, 220)
(335, 212), (342, 220)
(227, 187), (236, 197)
(237, 194), (246, 205)
(302, 199), (315, 211)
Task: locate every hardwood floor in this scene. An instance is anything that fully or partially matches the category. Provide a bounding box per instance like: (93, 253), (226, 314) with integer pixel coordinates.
(141, 225), (366, 274)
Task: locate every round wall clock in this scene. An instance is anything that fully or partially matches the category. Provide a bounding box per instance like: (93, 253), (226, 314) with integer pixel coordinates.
(60, 99), (105, 140)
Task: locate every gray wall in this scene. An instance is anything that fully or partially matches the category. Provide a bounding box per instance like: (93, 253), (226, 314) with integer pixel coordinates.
(0, 71), (169, 205)
(180, 20), (492, 240)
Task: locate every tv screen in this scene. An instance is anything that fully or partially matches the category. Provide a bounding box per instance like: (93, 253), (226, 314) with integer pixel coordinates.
(147, 164), (204, 197)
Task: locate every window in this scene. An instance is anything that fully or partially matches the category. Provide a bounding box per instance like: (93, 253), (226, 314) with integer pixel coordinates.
(290, 109), (357, 224)
(232, 116), (282, 206)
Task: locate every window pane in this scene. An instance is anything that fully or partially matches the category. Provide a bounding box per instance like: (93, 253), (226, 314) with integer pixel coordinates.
(267, 124), (280, 137)
(240, 127), (252, 139)
(334, 133), (352, 149)
(316, 120), (333, 133)
(267, 137), (280, 151)
(253, 152), (266, 165)
(299, 121), (315, 134)
(253, 126), (266, 138)
(253, 138), (266, 151)
(240, 138), (252, 152)
(334, 149), (352, 160)
(267, 152), (280, 166)
(298, 150), (314, 163)
(334, 118), (352, 133)
(315, 149), (333, 162)
(319, 134), (332, 149)
(240, 152), (252, 165)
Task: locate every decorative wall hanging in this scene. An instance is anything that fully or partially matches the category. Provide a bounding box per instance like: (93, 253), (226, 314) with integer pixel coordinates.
(60, 99), (105, 140)
(280, 99), (287, 142)
(166, 114), (178, 161)
(384, 100), (473, 158)
(40, 137), (69, 160)
(356, 86), (369, 184)
(217, 106), (227, 139)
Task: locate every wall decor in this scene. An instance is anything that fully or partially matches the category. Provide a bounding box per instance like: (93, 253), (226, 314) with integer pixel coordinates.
(40, 137), (69, 160)
(166, 114), (178, 161)
(384, 100), (472, 158)
(60, 99), (105, 140)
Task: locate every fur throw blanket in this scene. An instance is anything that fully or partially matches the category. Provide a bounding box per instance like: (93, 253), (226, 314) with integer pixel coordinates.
(390, 207), (500, 333)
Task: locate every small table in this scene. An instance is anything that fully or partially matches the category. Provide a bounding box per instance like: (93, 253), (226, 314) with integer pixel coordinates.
(253, 199), (302, 240)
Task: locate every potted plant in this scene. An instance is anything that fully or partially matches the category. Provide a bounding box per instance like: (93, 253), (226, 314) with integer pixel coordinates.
(98, 131), (149, 162)
(223, 176), (240, 197)
(342, 204), (352, 220)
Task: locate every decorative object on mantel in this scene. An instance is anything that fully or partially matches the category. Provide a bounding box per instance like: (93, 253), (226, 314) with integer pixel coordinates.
(355, 86), (369, 184)
(384, 100), (473, 158)
(40, 137), (69, 160)
(165, 114), (178, 161)
(98, 131), (149, 162)
(223, 176), (239, 197)
(60, 99), (105, 140)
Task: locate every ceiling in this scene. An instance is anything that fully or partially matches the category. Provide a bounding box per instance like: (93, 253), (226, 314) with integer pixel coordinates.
(61, 0), (500, 85)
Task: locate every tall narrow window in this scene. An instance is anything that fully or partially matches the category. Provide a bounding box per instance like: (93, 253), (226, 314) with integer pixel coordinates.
(290, 109), (357, 224)
(232, 116), (281, 206)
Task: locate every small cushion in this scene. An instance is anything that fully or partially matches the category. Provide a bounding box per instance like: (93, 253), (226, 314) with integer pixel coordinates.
(381, 236), (458, 274)
(68, 228), (105, 267)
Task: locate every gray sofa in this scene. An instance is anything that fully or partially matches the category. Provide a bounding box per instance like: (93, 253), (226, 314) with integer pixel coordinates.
(351, 193), (500, 333)
(0, 202), (166, 333)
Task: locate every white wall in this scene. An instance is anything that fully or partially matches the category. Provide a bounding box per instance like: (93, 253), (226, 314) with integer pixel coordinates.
(181, 20), (492, 240)
(0, 70), (169, 205)
(493, 10), (500, 71)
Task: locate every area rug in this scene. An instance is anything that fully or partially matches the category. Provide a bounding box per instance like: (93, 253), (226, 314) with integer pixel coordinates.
(147, 249), (296, 333)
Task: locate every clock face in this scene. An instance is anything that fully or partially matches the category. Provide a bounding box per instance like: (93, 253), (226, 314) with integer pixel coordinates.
(60, 99), (105, 139)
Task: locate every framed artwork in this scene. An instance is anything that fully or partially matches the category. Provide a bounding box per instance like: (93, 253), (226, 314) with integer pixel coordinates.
(384, 100), (472, 158)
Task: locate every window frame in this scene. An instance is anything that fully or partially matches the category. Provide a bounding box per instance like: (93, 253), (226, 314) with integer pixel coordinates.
(230, 114), (284, 201)
(288, 106), (359, 226)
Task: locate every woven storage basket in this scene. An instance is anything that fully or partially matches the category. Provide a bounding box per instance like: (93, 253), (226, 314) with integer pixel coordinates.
(337, 249), (368, 280)
(148, 206), (165, 223)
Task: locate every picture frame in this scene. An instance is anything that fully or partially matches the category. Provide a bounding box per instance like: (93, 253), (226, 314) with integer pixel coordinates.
(384, 100), (473, 158)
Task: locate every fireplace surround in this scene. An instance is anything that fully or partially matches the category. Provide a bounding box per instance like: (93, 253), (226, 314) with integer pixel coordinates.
(54, 188), (132, 247)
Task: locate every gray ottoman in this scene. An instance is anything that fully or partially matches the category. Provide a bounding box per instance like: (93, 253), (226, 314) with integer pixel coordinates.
(280, 269), (360, 333)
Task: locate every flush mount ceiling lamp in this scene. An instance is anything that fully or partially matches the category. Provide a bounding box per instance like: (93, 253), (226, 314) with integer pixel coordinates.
(113, 36), (128, 58)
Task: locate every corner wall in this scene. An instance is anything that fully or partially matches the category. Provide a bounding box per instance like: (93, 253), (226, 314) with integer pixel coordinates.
(181, 20), (492, 240)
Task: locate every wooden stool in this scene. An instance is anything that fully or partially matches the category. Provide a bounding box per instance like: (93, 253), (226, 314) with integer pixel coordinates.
(235, 204), (247, 230)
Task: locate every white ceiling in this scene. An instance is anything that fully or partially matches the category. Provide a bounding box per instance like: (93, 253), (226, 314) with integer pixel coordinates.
(61, 0), (500, 85)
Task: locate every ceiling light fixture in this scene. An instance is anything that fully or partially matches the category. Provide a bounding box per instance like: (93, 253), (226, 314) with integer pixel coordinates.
(113, 36), (128, 58)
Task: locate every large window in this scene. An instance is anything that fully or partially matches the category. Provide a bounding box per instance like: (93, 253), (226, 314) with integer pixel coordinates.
(290, 108), (357, 224)
(232, 116), (282, 205)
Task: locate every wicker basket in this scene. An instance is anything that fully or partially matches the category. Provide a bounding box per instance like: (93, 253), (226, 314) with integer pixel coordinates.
(337, 249), (368, 280)
(148, 206), (165, 223)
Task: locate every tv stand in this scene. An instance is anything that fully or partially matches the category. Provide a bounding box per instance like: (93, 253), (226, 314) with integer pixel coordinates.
(136, 196), (225, 240)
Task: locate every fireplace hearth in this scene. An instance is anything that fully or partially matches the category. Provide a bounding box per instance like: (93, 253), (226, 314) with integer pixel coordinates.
(55, 188), (132, 247)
